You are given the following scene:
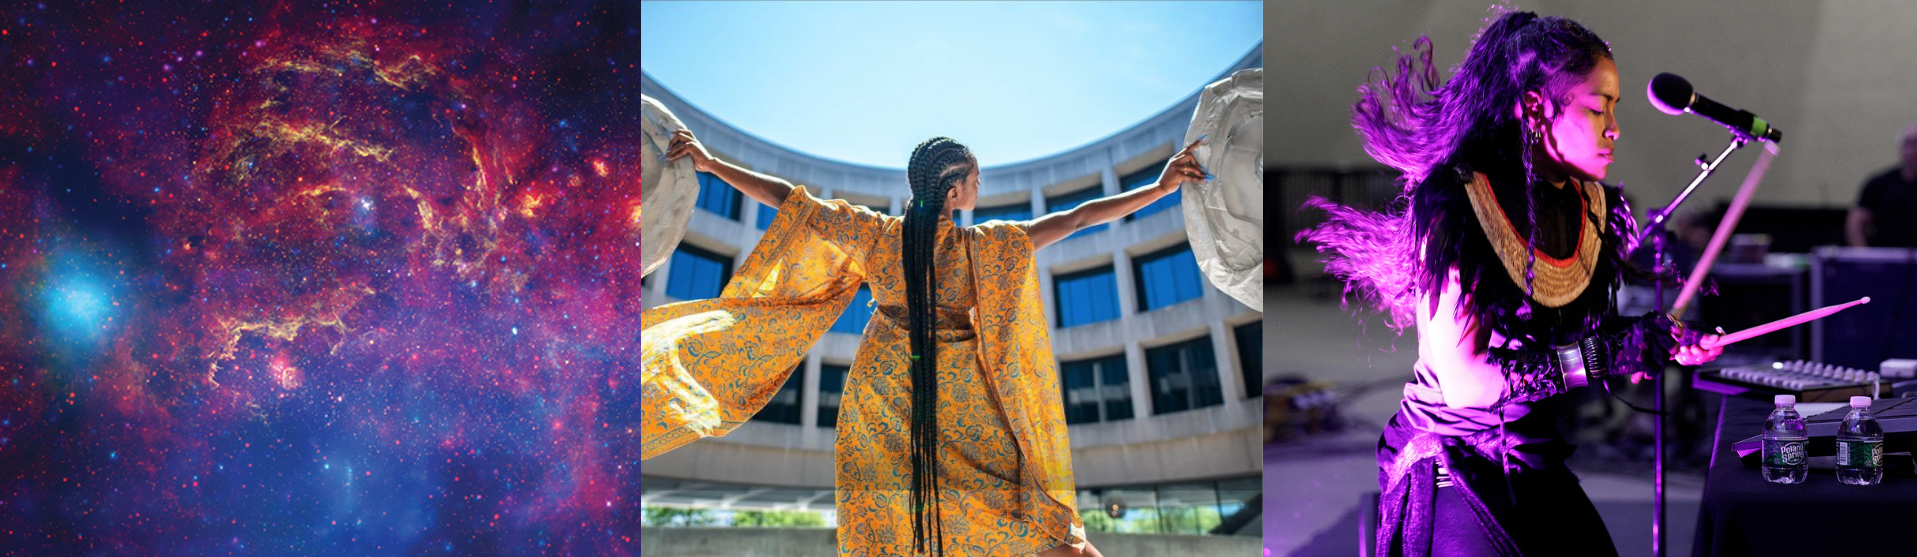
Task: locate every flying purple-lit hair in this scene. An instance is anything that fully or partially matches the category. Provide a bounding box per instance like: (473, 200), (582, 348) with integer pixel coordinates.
(1299, 8), (1612, 329)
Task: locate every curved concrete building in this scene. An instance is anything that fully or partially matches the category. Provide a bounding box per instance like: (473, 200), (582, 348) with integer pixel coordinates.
(641, 43), (1263, 534)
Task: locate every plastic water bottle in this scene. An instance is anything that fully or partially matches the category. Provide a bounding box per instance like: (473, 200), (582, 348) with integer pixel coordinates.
(1762, 394), (1809, 484)
(1837, 395), (1884, 485)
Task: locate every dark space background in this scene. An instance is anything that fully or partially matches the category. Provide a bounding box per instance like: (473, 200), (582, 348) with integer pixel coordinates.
(0, 1), (639, 554)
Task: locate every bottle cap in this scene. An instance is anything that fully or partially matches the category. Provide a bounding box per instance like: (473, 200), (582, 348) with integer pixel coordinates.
(1852, 396), (1871, 408)
(1774, 394), (1795, 405)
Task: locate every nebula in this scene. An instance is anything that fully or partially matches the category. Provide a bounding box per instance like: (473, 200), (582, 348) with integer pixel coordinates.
(0, 1), (639, 554)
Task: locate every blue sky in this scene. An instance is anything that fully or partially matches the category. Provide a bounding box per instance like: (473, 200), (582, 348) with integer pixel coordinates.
(640, 1), (1262, 168)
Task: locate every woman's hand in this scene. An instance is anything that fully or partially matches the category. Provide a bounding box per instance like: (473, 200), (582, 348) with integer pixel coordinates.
(664, 128), (794, 207)
(1026, 136), (1210, 250)
(1672, 333), (1723, 366)
(665, 129), (716, 172)
(1157, 137), (1208, 192)
(1629, 331), (1724, 384)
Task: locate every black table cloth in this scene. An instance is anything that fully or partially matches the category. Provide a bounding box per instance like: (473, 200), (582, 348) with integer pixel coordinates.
(1694, 393), (1917, 556)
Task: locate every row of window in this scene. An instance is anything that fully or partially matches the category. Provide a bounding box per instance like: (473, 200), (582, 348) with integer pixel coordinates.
(751, 321), (1263, 427)
(663, 240), (1207, 330)
(663, 243), (733, 302)
(695, 158), (1173, 233)
(1055, 243), (1207, 327)
(686, 162), (1190, 325)
(754, 362), (850, 427)
(972, 202), (1031, 224)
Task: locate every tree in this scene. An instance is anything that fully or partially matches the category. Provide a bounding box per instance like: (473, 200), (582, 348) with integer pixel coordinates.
(1079, 509), (1118, 533)
(1103, 506), (1223, 534)
(1153, 505), (1221, 534)
(732, 509), (826, 527)
(643, 506), (720, 527)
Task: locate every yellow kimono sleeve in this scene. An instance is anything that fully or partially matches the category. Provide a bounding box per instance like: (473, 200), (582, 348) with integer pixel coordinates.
(968, 221), (1086, 546)
(640, 185), (873, 460)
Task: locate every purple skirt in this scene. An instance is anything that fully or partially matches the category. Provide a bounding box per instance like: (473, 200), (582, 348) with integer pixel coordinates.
(1374, 397), (1618, 557)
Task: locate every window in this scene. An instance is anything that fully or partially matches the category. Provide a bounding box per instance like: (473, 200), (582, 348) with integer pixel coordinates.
(1045, 185), (1107, 238)
(664, 243), (732, 301)
(1120, 160), (1180, 221)
(1234, 321), (1263, 399)
(831, 286), (874, 334)
(695, 171), (741, 220)
(756, 204), (779, 230)
(818, 363), (849, 428)
(753, 365), (804, 425)
(1060, 354), (1132, 424)
(1147, 335), (1222, 414)
(974, 202), (1032, 224)
(1131, 244), (1205, 311)
(1053, 265), (1119, 328)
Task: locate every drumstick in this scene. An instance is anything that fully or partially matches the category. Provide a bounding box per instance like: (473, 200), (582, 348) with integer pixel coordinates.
(1670, 142), (1780, 319)
(1699, 296), (1869, 349)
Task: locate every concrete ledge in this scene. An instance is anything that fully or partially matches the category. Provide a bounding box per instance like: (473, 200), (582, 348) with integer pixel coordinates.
(639, 528), (1261, 557)
(1070, 426), (1263, 487)
(645, 423), (1261, 489)
(643, 439), (837, 489)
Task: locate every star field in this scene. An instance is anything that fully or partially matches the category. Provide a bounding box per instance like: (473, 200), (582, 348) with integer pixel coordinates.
(0, 1), (639, 555)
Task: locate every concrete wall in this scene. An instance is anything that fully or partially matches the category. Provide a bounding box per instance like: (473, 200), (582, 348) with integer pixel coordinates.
(638, 528), (1261, 557)
(1270, 0), (1917, 208)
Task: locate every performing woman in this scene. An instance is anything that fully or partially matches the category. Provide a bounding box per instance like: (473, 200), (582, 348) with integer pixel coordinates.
(1301, 10), (1724, 556)
(646, 129), (1208, 556)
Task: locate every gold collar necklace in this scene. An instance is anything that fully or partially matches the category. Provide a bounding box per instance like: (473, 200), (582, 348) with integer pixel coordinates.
(1460, 171), (1605, 307)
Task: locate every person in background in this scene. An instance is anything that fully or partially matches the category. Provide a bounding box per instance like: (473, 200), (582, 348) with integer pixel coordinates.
(1847, 121), (1917, 247)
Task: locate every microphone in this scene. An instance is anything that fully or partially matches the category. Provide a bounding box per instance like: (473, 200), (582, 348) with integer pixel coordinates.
(1647, 73), (1783, 144)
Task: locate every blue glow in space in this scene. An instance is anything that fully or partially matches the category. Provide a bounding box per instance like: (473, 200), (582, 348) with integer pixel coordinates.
(38, 250), (120, 346)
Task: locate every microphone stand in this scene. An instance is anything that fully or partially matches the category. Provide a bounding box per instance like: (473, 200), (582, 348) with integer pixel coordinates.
(1639, 138), (1745, 246)
(1638, 133), (1748, 557)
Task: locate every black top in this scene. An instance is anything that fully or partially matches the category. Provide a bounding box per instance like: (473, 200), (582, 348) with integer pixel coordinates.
(1489, 167), (1589, 262)
(1857, 167), (1917, 247)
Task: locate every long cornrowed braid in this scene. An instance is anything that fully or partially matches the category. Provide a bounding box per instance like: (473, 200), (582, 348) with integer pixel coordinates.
(1505, 15), (1610, 325)
(1519, 120), (1542, 321)
(902, 136), (972, 556)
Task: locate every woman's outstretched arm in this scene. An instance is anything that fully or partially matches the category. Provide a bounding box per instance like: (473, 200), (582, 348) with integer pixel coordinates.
(666, 129), (793, 208)
(1026, 138), (1208, 250)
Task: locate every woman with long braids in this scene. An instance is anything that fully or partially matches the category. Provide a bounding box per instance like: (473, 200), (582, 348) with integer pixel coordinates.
(646, 129), (1205, 556)
(1301, 9), (1723, 556)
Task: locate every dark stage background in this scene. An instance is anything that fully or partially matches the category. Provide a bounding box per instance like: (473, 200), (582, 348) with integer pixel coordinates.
(0, 1), (638, 555)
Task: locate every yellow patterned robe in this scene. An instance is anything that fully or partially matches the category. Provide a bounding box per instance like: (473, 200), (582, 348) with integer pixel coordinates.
(641, 186), (1085, 556)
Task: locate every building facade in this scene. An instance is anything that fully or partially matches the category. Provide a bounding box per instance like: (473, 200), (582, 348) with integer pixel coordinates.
(641, 44), (1263, 534)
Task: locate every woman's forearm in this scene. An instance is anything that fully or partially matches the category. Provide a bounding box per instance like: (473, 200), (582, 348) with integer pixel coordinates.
(705, 157), (794, 208)
(1073, 182), (1174, 228)
(1027, 182), (1174, 249)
